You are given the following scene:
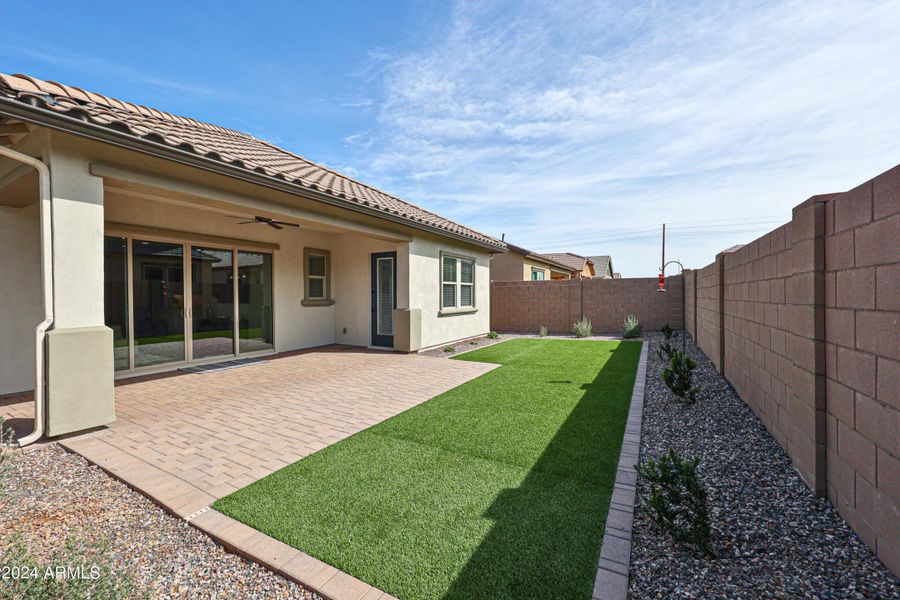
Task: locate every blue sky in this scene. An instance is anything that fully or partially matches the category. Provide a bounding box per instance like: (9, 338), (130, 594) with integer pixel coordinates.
(3, 1), (899, 276)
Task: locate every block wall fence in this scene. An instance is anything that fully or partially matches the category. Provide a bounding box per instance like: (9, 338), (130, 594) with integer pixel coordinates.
(684, 164), (899, 575)
(490, 276), (684, 334)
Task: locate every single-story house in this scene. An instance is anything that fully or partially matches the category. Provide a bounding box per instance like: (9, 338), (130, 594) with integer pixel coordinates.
(0, 73), (506, 440)
(586, 255), (615, 279)
(543, 252), (596, 279)
(490, 242), (574, 281)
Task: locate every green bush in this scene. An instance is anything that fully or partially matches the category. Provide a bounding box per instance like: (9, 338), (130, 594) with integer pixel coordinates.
(636, 449), (714, 557)
(622, 315), (642, 339)
(538, 325), (549, 337)
(487, 331), (500, 340)
(661, 323), (675, 340)
(663, 351), (698, 403)
(443, 346), (456, 353)
(572, 316), (592, 338)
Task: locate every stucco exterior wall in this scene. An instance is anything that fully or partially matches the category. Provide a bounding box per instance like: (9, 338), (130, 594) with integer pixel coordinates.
(0, 203), (42, 395)
(409, 234), (491, 349)
(331, 233), (401, 347)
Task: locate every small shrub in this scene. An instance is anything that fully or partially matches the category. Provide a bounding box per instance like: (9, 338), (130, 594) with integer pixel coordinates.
(622, 315), (642, 339)
(656, 339), (677, 362)
(443, 346), (456, 353)
(636, 449), (714, 557)
(469, 340), (478, 345)
(538, 325), (549, 337)
(572, 316), (592, 338)
(663, 351), (698, 402)
(661, 323), (676, 340)
(487, 331), (499, 340)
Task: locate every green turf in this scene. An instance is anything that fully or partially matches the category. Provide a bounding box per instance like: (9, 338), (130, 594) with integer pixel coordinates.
(213, 339), (641, 600)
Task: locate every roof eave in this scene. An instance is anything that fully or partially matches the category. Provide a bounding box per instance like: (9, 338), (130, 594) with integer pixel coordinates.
(0, 97), (507, 252)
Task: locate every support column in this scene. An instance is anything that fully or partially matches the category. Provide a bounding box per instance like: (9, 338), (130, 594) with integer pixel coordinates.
(45, 137), (115, 436)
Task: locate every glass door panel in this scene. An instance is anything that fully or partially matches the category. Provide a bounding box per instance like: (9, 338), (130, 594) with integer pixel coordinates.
(132, 240), (185, 368)
(104, 236), (130, 371)
(191, 246), (235, 360)
(237, 250), (273, 353)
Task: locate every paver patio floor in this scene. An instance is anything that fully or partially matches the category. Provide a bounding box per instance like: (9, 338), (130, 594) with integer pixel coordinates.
(2, 345), (497, 520)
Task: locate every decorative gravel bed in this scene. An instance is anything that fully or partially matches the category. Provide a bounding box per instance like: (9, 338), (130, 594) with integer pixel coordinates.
(0, 444), (319, 599)
(419, 332), (622, 358)
(631, 333), (899, 598)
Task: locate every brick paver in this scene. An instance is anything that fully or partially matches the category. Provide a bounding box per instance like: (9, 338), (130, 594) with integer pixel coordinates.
(2, 345), (496, 598)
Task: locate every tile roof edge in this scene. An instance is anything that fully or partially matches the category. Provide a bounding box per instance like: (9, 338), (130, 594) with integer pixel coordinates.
(0, 72), (507, 250)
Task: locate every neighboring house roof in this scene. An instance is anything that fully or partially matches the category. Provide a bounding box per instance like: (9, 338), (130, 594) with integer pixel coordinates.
(0, 73), (505, 251)
(613, 272), (622, 278)
(586, 255), (613, 278)
(544, 252), (594, 274)
(505, 242), (576, 273)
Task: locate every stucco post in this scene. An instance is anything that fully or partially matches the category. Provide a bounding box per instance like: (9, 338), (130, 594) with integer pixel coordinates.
(44, 136), (115, 436)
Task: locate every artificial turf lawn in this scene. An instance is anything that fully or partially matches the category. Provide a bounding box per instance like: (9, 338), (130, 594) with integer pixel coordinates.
(213, 339), (642, 600)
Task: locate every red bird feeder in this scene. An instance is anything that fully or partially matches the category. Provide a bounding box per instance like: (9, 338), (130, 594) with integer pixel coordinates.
(657, 272), (666, 292)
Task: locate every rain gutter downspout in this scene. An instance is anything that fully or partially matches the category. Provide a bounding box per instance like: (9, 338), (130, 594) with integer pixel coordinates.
(0, 145), (53, 447)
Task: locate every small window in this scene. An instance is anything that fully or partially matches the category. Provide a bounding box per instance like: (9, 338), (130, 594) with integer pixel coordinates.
(303, 248), (333, 306)
(441, 254), (476, 310)
(531, 268), (545, 281)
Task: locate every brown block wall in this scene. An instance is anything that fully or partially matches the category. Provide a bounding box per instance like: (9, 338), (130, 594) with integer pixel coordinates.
(822, 167), (899, 572)
(683, 164), (899, 575)
(490, 276), (683, 334)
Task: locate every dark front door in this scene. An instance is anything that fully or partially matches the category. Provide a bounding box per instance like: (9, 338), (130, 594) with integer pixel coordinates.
(371, 251), (397, 347)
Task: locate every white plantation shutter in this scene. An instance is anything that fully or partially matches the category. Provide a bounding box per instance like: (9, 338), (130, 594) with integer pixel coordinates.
(377, 257), (394, 335)
(440, 255), (476, 309)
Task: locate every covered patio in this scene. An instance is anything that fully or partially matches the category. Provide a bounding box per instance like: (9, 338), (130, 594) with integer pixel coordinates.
(1, 346), (496, 519)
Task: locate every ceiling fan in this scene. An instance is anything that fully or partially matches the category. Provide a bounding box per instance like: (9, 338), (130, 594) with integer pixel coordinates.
(228, 215), (299, 230)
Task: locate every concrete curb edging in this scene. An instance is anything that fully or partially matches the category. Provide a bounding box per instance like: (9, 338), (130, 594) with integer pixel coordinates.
(188, 509), (397, 600)
(592, 340), (648, 599)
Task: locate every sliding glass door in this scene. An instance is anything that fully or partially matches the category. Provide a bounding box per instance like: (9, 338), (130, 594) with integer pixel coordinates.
(104, 235), (273, 373)
(133, 240), (186, 368)
(191, 247), (235, 360)
(237, 250), (274, 353)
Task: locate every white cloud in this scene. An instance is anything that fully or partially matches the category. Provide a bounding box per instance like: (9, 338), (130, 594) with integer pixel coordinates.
(343, 0), (900, 275)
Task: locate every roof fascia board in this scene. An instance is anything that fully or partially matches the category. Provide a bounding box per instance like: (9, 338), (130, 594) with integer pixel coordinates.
(0, 98), (505, 252)
(92, 162), (413, 243)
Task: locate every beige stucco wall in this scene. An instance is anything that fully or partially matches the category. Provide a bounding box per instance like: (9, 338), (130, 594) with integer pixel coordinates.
(331, 233), (401, 347)
(523, 257), (551, 280)
(409, 234), (491, 349)
(0, 203), (42, 395)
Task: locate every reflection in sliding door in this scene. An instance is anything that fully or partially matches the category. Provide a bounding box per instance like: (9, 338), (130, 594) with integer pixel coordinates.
(191, 247), (235, 360)
(104, 236), (129, 371)
(237, 250), (273, 353)
(133, 240), (185, 368)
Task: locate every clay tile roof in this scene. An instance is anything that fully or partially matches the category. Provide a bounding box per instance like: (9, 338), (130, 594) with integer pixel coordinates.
(0, 72), (504, 250)
(586, 255), (612, 277)
(544, 252), (591, 272)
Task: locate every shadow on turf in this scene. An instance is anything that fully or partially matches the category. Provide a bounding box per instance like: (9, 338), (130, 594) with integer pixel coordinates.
(442, 342), (641, 600)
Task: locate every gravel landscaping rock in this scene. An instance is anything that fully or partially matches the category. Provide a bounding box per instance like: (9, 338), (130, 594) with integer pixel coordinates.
(631, 332), (899, 599)
(0, 444), (319, 599)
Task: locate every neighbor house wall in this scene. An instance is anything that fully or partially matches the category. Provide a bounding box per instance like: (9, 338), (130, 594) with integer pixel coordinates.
(0, 203), (42, 395)
(490, 251), (525, 281)
(490, 276), (683, 334)
(685, 164), (899, 574)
